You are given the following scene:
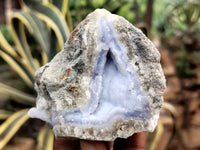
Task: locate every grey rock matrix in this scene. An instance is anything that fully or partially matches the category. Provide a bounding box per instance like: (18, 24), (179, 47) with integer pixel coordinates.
(28, 9), (166, 141)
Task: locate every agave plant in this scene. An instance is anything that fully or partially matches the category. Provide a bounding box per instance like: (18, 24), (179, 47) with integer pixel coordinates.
(0, 0), (72, 149)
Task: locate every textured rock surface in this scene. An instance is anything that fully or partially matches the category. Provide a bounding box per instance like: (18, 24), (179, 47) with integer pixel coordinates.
(28, 9), (166, 141)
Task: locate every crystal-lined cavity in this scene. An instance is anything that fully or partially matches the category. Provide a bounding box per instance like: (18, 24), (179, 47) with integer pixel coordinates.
(63, 18), (150, 126)
(28, 9), (166, 141)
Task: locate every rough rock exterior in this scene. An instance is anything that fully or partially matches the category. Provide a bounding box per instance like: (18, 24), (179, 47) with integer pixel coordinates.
(28, 9), (166, 141)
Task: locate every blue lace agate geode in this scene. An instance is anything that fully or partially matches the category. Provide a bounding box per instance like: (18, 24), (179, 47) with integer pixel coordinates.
(28, 9), (166, 141)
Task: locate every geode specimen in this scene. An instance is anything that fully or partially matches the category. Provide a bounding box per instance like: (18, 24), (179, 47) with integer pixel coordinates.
(28, 9), (166, 141)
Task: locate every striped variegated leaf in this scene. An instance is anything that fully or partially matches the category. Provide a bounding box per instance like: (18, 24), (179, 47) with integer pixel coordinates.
(0, 50), (34, 86)
(11, 11), (50, 63)
(149, 102), (177, 150)
(0, 82), (35, 106)
(37, 125), (54, 150)
(0, 110), (13, 120)
(0, 32), (18, 58)
(9, 16), (38, 76)
(22, 0), (70, 50)
(162, 102), (178, 117)
(149, 120), (164, 150)
(0, 109), (29, 149)
(52, 0), (68, 15)
(10, 18), (37, 76)
(52, 0), (73, 31)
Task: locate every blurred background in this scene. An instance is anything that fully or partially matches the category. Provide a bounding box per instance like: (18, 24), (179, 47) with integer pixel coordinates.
(0, 0), (200, 150)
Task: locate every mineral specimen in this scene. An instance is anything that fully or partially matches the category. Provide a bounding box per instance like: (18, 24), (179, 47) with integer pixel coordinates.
(28, 9), (166, 141)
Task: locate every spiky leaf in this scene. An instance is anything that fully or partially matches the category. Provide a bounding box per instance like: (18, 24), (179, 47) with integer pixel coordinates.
(22, 0), (70, 50)
(0, 109), (29, 149)
(0, 50), (34, 86)
(37, 125), (54, 150)
(0, 82), (35, 106)
(0, 110), (13, 120)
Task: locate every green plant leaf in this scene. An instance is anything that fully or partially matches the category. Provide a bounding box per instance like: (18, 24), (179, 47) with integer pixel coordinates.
(37, 125), (54, 150)
(0, 82), (35, 106)
(0, 30), (18, 58)
(149, 120), (164, 150)
(0, 25), (14, 45)
(0, 110), (13, 120)
(52, 0), (67, 15)
(162, 102), (178, 117)
(9, 15), (39, 76)
(0, 50), (34, 86)
(21, 11), (49, 62)
(52, 0), (73, 31)
(162, 102), (178, 147)
(65, 6), (73, 32)
(12, 11), (50, 63)
(22, 0), (70, 50)
(0, 109), (29, 149)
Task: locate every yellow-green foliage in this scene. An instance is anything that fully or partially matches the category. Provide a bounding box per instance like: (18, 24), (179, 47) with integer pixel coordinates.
(0, 0), (72, 149)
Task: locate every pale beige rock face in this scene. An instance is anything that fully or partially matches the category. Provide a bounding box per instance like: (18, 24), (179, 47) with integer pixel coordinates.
(28, 9), (166, 141)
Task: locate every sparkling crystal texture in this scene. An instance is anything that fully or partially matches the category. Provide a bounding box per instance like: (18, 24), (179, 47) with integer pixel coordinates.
(28, 9), (166, 141)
